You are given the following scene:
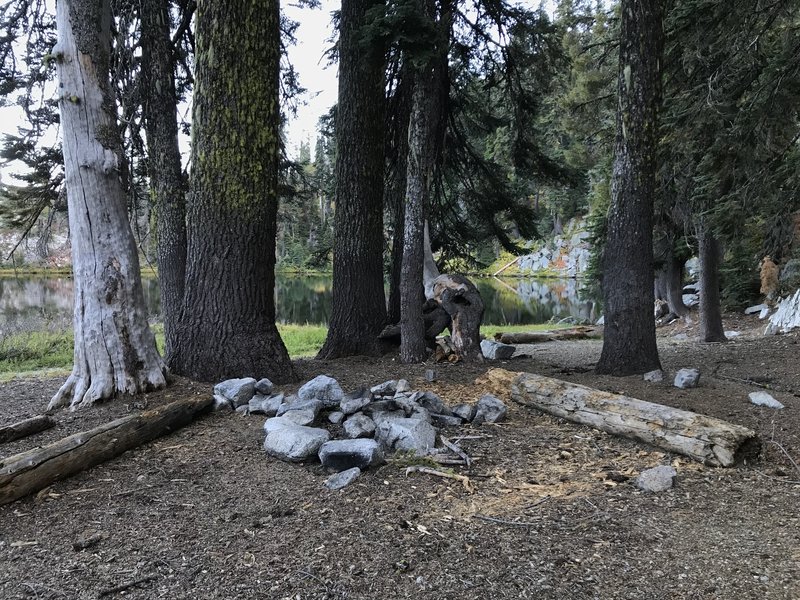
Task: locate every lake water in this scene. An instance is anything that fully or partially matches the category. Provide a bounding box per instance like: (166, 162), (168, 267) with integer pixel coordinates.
(0, 274), (599, 333)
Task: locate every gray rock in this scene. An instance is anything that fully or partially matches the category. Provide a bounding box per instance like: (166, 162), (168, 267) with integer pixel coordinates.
(643, 370), (664, 383)
(673, 333), (689, 341)
(319, 439), (384, 471)
(324, 467), (361, 490)
(674, 368), (701, 389)
(473, 394), (508, 424)
(248, 393), (284, 416)
(263, 425), (330, 462)
(343, 413), (376, 439)
(451, 403), (476, 422)
(375, 418), (437, 455)
(214, 377), (257, 407)
(396, 379), (411, 394)
(415, 391), (451, 416)
(425, 369), (437, 383)
(328, 411), (345, 424)
(430, 413), (463, 427)
(298, 375), (344, 408)
(635, 466), (677, 492)
(480, 339), (516, 360)
(340, 388), (372, 415)
(263, 416), (299, 434)
(595, 316), (605, 326)
(363, 399), (400, 415)
(213, 394), (233, 412)
(370, 410), (408, 426)
(277, 397), (323, 418)
(745, 304), (769, 315)
(759, 307), (770, 320)
(235, 404), (249, 415)
(279, 409), (317, 426)
(370, 380), (397, 396)
(683, 293), (700, 307)
(748, 391), (784, 409)
(254, 378), (274, 395)
(780, 258), (800, 291)
(725, 330), (741, 338)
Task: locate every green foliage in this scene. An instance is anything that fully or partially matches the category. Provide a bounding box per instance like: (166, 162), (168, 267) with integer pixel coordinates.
(0, 329), (73, 374)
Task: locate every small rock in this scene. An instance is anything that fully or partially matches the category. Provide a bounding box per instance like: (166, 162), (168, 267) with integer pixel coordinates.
(375, 418), (437, 455)
(425, 369), (437, 382)
(725, 330), (741, 338)
(343, 413), (377, 439)
(214, 377), (257, 407)
(263, 425), (330, 462)
(235, 404), (249, 415)
(480, 339), (516, 360)
(759, 307), (770, 320)
(248, 393), (284, 416)
(596, 316), (605, 326)
(473, 394), (508, 424)
(254, 378), (274, 395)
(324, 467), (361, 490)
(674, 368), (701, 389)
(430, 413), (463, 427)
(298, 375), (344, 408)
(213, 394), (233, 412)
(745, 304), (769, 315)
(319, 439), (384, 471)
(748, 391), (784, 409)
(328, 411), (345, 424)
(396, 379), (411, 394)
(340, 388), (372, 415)
(451, 403), (476, 422)
(370, 380), (397, 396)
(635, 466), (677, 492)
(643, 370), (664, 383)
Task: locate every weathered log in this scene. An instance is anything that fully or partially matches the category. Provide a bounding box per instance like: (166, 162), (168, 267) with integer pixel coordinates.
(433, 274), (484, 362)
(0, 415), (56, 444)
(501, 370), (760, 467)
(0, 396), (213, 506)
(494, 326), (600, 345)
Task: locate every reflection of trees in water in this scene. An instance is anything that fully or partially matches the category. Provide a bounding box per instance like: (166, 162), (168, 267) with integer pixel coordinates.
(0, 275), (596, 330)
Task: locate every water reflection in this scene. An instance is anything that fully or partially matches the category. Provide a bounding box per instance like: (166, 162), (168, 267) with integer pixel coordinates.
(0, 274), (597, 332)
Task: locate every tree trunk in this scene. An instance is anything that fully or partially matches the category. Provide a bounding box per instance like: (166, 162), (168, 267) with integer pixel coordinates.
(0, 396), (212, 506)
(0, 415), (56, 444)
(141, 0), (187, 361)
(505, 371), (760, 467)
(433, 274), (484, 362)
(169, 0), (294, 382)
(595, 0), (663, 376)
(49, 0), (167, 410)
(654, 235), (689, 319)
(317, 0), (387, 359)
(698, 223), (727, 342)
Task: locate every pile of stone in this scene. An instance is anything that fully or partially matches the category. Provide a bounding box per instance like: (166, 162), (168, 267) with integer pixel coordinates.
(212, 375), (507, 489)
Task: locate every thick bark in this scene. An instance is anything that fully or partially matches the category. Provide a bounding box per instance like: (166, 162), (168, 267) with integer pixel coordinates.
(50, 0), (167, 410)
(0, 416), (56, 444)
(596, 0), (663, 376)
(506, 371), (760, 467)
(141, 0), (187, 361)
(654, 235), (689, 319)
(0, 396), (212, 506)
(433, 274), (484, 362)
(317, 0), (388, 359)
(698, 224), (727, 342)
(169, 0), (294, 382)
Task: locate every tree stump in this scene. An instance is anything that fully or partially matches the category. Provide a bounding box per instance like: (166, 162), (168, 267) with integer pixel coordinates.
(433, 274), (484, 362)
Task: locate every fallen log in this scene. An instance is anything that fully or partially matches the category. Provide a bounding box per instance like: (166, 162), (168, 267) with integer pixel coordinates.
(0, 415), (56, 444)
(501, 369), (760, 467)
(0, 396), (213, 506)
(494, 326), (600, 345)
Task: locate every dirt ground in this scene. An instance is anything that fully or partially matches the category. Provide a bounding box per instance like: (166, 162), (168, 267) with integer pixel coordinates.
(1, 313), (799, 600)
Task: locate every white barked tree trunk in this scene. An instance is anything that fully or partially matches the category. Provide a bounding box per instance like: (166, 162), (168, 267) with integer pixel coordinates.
(49, 0), (166, 410)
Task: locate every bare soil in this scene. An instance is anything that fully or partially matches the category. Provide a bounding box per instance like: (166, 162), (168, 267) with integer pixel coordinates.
(1, 314), (799, 600)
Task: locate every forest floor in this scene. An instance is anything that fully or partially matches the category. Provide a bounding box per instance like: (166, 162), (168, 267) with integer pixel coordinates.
(1, 312), (799, 600)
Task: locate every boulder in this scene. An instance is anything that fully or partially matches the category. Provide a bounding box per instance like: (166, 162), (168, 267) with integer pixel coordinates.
(765, 289), (800, 335)
(263, 425), (330, 462)
(673, 368), (701, 389)
(370, 380), (397, 396)
(473, 394), (508, 424)
(370, 410), (408, 426)
(318, 439), (384, 471)
(430, 413), (463, 427)
(480, 339), (516, 360)
(635, 466), (677, 493)
(451, 403), (476, 422)
(248, 393), (284, 416)
(343, 413), (376, 439)
(263, 416), (299, 434)
(340, 388), (372, 415)
(375, 418), (437, 455)
(213, 394), (234, 412)
(254, 378), (274, 395)
(643, 370), (664, 383)
(279, 409), (317, 427)
(324, 467), (361, 490)
(748, 391), (784, 409)
(277, 397), (323, 419)
(395, 379), (412, 394)
(298, 375), (344, 408)
(214, 377), (257, 408)
(414, 391), (451, 416)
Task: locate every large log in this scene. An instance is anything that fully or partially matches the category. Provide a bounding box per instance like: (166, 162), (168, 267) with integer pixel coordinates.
(0, 415), (56, 444)
(494, 326), (601, 345)
(502, 370), (760, 467)
(0, 396), (213, 506)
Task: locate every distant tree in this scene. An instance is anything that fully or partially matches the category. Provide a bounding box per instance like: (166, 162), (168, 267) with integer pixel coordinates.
(595, 0), (663, 375)
(317, 0), (388, 358)
(169, 0), (295, 382)
(49, 0), (167, 409)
